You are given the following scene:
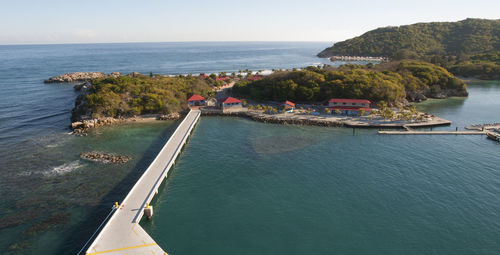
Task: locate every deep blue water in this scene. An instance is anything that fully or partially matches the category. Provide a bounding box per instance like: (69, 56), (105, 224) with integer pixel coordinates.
(0, 42), (331, 148)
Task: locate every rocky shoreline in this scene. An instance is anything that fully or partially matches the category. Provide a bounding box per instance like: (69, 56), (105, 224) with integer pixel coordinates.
(44, 72), (121, 83)
(80, 151), (130, 164)
(55, 71), (183, 133)
(202, 110), (346, 127)
(200, 109), (451, 129)
(71, 113), (182, 134)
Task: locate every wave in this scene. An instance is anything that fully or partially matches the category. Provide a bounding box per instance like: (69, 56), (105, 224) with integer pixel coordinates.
(42, 160), (83, 177)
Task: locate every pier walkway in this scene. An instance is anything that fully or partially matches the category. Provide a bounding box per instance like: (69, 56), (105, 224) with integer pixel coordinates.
(378, 130), (486, 135)
(86, 110), (201, 255)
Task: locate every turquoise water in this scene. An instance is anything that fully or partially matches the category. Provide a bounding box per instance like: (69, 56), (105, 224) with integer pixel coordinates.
(0, 121), (178, 254)
(141, 82), (500, 255)
(0, 42), (335, 254)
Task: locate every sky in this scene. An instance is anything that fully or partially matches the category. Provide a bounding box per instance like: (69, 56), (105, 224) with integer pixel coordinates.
(0, 0), (499, 45)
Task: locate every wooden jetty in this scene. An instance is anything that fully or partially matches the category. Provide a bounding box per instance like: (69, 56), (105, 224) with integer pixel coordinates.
(85, 110), (201, 255)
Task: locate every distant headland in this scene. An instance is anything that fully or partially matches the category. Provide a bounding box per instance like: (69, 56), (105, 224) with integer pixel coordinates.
(317, 18), (500, 80)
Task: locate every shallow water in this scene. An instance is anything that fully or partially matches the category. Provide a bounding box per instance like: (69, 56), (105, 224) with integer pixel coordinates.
(141, 81), (500, 255)
(0, 42), (334, 254)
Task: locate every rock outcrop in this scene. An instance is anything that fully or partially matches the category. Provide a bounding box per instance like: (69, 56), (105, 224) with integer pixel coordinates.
(44, 72), (121, 83)
(80, 151), (130, 164)
(157, 112), (181, 120)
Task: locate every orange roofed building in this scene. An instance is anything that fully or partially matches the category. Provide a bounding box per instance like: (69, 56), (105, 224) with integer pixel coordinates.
(327, 98), (371, 116)
(217, 97), (242, 109)
(280, 100), (295, 113)
(187, 94), (206, 106)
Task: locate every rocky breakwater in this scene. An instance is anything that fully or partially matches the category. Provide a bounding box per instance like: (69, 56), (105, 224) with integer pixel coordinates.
(157, 112), (181, 120)
(44, 72), (121, 83)
(71, 117), (123, 134)
(80, 151), (130, 164)
(201, 110), (345, 127)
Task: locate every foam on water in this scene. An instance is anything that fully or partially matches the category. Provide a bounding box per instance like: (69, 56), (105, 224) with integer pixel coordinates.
(42, 160), (83, 177)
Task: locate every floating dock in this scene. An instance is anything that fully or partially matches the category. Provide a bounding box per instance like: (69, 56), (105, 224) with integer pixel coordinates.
(378, 130), (486, 135)
(85, 110), (201, 255)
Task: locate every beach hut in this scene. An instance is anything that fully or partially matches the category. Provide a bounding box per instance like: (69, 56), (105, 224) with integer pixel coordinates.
(327, 98), (371, 116)
(280, 100), (295, 113)
(217, 97), (242, 109)
(187, 94), (206, 106)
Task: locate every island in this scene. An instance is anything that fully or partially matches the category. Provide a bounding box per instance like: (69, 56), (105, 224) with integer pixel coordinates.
(317, 18), (500, 80)
(49, 61), (467, 133)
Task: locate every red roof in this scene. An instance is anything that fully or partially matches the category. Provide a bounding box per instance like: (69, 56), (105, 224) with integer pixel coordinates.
(328, 107), (372, 111)
(199, 73), (208, 77)
(218, 97), (241, 104)
(187, 94), (205, 101)
(328, 98), (371, 104)
(281, 100), (295, 107)
(216, 76), (231, 81)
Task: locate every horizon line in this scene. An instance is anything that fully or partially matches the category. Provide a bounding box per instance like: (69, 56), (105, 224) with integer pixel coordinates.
(0, 40), (334, 47)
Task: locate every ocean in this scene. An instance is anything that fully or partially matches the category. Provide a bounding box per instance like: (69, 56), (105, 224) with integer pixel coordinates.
(0, 42), (499, 255)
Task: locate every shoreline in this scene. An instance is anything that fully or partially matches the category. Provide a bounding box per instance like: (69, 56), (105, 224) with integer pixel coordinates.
(71, 108), (451, 134)
(200, 109), (451, 129)
(70, 114), (182, 134)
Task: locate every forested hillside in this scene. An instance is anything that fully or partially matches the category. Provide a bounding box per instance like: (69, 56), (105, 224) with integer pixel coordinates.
(232, 61), (467, 105)
(317, 18), (500, 79)
(72, 74), (214, 119)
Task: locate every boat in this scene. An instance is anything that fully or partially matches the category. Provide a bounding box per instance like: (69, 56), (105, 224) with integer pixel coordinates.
(486, 131), (500, 142)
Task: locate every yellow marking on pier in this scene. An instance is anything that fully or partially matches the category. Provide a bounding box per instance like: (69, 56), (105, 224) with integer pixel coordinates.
(86, 243), (157, 255)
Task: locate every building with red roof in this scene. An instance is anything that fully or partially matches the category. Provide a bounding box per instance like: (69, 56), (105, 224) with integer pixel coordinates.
(217, 97), (242, 109)
(280, 100), (295, 113)
(187, 94), (206, 106)
(215, 76), (231, 82)
(199, 73), (208, 78)
(327, 98), (371, 116)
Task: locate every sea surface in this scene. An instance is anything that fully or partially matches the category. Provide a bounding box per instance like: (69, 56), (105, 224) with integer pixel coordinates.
(0, 42), (499, 255)
(0, 42), (332, 254)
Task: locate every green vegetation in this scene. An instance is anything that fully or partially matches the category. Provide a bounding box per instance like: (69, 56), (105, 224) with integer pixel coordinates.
(446, 51), (500, 79)
(317, 18), (500, 79)
(232, 61), (467, 105)
(83, 74), (213, 118)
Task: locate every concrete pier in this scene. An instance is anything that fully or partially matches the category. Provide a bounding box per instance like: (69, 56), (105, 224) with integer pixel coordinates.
(378, 130), (486, 135)
(85, 110), (201, 255)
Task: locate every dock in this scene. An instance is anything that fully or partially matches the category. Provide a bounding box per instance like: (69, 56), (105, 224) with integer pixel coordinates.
(378, 130), (486, 135)
(85, 110), (201, 255)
